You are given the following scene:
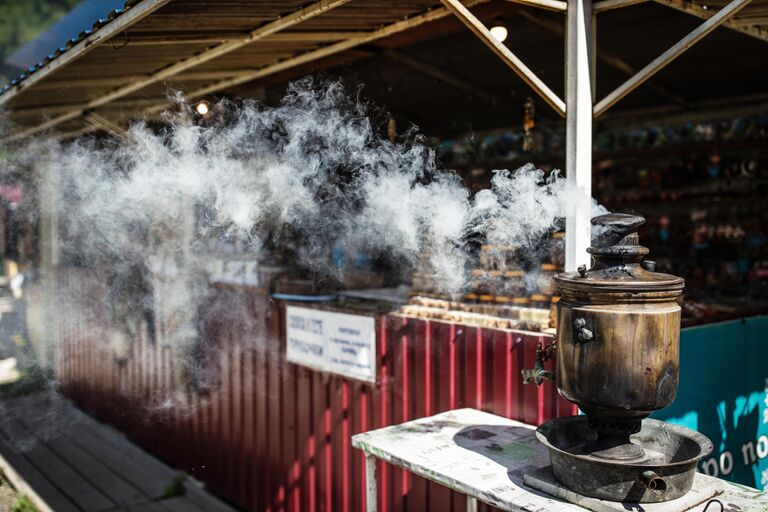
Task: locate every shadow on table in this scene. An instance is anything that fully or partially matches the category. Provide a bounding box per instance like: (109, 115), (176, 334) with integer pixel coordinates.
(452, 424), (546, 479)
(452, 424), (576, 505)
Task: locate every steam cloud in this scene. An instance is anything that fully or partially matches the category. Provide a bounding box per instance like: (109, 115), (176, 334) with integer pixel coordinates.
(1, 78), (606, 403)
(13, 79), (603, 286)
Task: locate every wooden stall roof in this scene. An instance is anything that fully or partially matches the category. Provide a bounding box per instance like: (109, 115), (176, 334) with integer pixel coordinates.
(1, 0), (767, 141)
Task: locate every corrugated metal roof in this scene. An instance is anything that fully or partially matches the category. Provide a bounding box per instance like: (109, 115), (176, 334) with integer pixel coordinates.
(5, 0), (125, 70)
(0, 0), (458, 141)
(0, 0), (144, 97)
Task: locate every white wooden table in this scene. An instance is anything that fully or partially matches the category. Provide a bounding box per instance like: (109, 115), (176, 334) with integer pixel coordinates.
(351, 408), (768, 512)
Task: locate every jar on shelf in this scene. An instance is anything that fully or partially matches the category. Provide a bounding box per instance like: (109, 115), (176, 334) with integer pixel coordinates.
(478, 293), (495, 314)
(511, 296), (530, 308)
(487, 270), (504, 295)
(549, 231), (565, 267)
(504, 270), (526, 297)
(470, 269), (489, 295)
(501, 245), (521, 270)
(529, 293), (551, 309)
(538, 263), (559, 296)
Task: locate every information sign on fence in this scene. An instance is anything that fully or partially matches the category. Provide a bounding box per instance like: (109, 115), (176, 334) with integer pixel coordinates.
(285, 306), (376, 383)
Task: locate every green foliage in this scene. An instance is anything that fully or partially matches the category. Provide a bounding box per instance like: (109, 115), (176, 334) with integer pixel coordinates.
(163, 472), (187, 498)
(0, 364), (49, 398)
(11, 495), (39, 512)
(0, 0), (81, 83)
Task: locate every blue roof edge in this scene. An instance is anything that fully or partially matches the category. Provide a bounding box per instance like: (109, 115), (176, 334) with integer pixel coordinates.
(0, 0), (144, 98)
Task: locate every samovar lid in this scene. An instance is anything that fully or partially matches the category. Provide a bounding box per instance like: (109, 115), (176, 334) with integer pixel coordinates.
(555, 213), (684, 300)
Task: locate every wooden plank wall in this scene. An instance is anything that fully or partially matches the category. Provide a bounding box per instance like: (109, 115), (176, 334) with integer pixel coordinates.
(53, 267), (575, 512)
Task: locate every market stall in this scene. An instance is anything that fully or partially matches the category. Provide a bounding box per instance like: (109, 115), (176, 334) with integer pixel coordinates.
(1, 0), (768, 510)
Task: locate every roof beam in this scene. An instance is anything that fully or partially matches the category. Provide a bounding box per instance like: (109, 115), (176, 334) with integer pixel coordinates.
(0, 0), (173, 107)
(730, 16), (768, 26)
(2, 0), (352, 142)
(6, 111), (82, 142)
(27, 70), (263, 91)
(8, 98), (164, 120)
(84, 112), (127, 139)
(267, 31), (371, 42)
(123, 31), (367, 46)
(88, 0), (352, 107)
(593, 0), (648, 13)
(28, 76), (147, 90)
(144, 0), (490, 114)
(125, 35), (231, 45)
(594, 0), (752, 116)
(653, 0), (768, 42)
(503, 0), (567, 12)
(439, 0), (566, 115)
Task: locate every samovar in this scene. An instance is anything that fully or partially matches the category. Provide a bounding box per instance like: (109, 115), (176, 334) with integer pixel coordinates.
(523, 213), (713, 503)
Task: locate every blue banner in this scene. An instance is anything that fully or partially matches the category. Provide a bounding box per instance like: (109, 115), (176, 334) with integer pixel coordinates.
(654, 316), (768, 490)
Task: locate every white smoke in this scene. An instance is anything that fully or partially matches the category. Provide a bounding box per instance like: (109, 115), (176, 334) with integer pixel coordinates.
(17, 80), (600, 286)
(2, 79), (607, 392)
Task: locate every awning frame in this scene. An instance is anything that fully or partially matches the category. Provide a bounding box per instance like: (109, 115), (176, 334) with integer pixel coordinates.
(438, 0), (759, 269)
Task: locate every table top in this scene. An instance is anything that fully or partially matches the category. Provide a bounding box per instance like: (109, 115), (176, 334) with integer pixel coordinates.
(351, 408), (768, 512)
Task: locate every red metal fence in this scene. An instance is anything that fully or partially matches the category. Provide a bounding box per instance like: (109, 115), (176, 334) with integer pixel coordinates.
(53, 267), (574, 511)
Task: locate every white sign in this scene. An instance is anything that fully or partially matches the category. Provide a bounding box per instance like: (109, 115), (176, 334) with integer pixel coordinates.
(285, 306), (376, 383)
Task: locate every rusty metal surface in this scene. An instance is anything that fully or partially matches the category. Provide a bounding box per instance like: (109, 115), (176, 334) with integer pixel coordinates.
(53, 266), (573, 512)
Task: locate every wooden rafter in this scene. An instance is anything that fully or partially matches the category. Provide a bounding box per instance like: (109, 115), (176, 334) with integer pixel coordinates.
(502, 0), (567, 12)
(84, 112), (127, 139)
(653, 0), (768, 42)
(1, 0), (353, 143)
(124, 31), (369, 46)
(9, 98), (167, 117)
(592, 0), (648, 13)
(143, 0), (490, 115)
(26, 70), (270, 91)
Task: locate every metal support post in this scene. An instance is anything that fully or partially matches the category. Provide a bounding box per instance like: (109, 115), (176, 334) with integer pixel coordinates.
(38, 159), (60, 369)
(365, 454), (378, 512)
(565, 0), (594, 271)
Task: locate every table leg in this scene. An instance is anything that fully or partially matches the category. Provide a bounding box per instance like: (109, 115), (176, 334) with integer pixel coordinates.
(467, 495), (478, 512)
(365, 453), (377, 512)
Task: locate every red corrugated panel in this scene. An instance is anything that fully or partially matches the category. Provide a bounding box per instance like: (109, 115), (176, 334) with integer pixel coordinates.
(254, 309), (269, 511)
(54, 268), (567, 512)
